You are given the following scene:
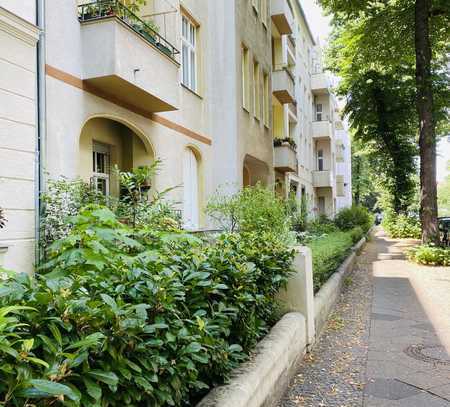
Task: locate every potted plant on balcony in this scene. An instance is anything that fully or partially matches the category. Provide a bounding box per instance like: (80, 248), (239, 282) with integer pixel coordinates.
(273, 137), (297, 151)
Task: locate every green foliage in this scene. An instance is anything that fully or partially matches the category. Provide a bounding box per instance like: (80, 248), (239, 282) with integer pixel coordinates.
(41, 165), (181, 256)
(382, 212), (422, 239)
(206, 184), (293, 243)
(307, 231), (354, 292)
(286, 194), (309, 233)
(0, 206), (294, 406)
(334, 205), (372, 232)
(308, 216), (338, 235)
(407, 244), (450, 266)
(349, 226), (364, 244)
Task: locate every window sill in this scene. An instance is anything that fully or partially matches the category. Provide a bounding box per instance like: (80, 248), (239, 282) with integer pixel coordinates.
(181, 83), (203, 100)
(243, 106), (250, 114)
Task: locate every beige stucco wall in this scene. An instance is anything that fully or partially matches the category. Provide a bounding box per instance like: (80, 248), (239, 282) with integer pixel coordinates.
(0, 6), (39, 273)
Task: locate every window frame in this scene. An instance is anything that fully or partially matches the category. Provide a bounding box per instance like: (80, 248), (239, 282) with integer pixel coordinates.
(242, 45), (250, 111)
(92, 142), (111, 196)
(181, 14), (198, 92)
(253, 59), (260, 120)
(263, 71), (270, 127)
(317, 149), (324, 171)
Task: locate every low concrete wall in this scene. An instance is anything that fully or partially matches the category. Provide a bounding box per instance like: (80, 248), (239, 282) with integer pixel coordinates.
(198, 229), (372, 407)
(197, 313), (307, 407)
(314, 233), (369, 336)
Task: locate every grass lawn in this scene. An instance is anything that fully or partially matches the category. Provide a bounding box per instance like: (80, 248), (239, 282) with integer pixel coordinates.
(307, 231), (354, 293)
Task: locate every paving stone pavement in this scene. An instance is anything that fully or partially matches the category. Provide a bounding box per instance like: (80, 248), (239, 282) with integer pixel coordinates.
(279, 229), (450, 407)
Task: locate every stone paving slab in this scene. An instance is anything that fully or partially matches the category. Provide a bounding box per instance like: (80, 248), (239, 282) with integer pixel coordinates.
(278, 229), (450, 406)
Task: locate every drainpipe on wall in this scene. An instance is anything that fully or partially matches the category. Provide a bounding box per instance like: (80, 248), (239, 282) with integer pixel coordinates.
(35, 0), (46, 266)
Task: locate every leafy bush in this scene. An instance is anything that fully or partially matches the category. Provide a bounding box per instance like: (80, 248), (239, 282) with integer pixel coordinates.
(206, 184), (293, 243)
(0, 206), (294, 406)
(407, 244), (450, 266)
(307, 231), (354, 292)
(334, 205), (372, 232)
(41, 165), (180, 254)
(382, 213), (421, 239)
(349, 226), (364, 244)
(308, 215), (338, 235)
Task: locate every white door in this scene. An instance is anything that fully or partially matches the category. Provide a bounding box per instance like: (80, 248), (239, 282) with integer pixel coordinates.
(183, 149), (199, 230)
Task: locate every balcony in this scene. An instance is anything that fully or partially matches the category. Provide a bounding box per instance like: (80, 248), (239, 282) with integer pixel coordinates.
(311, 72), (331, 95)
(312, 120), (333, 140)
(274, 142), (297, 173)
(272, 69), (295, 104)
(271, 0), (293, 35)
(78, 0), (180, 112)
(313, 170), (334, 188)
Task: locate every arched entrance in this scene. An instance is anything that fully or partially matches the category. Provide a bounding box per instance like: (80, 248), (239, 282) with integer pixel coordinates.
(79, 117), (155, 197)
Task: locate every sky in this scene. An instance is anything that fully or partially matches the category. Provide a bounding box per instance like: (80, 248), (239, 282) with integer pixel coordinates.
(300, 0), (449, 183)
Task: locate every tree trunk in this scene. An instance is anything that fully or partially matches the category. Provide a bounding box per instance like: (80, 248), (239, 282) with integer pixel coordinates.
(415, 0), (439, 244)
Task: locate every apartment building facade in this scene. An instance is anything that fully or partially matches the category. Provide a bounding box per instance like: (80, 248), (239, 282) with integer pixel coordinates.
(0, 0), (351, 273)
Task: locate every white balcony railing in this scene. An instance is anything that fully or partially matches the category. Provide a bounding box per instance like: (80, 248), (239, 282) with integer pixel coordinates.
(312, 170), (334, 188)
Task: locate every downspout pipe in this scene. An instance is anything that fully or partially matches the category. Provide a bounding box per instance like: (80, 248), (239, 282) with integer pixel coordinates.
(35, 0), (46, 266)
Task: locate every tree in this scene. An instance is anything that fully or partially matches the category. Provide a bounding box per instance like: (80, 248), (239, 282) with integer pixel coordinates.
(320, 0), (450, 243)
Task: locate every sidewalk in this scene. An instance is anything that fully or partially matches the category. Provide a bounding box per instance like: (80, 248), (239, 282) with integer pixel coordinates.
(279, 228), (450, 406)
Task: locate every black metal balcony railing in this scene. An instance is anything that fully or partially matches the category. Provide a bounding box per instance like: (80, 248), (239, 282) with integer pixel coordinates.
(78, 0), (179, 62)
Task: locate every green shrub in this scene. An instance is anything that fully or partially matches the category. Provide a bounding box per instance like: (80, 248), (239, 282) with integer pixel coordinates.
(407, 244), (450, 266)
(0, 206), (294, 406)
(206, 184), (293, 244)
(382, 213), (421, 239)
(349, 226), (364, 244)
(307, 231), (354, 292)
(308, 215), (338, 235)
(334, 205), (372, 232)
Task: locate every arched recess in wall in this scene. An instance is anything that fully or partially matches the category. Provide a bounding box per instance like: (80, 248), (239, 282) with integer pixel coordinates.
(182, 146), (201, 230)
(78, 115), (155, 197)
(242, 154), (269, 187)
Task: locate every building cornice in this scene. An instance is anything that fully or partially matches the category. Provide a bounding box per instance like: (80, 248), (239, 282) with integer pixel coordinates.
(0, 6), (39, 46)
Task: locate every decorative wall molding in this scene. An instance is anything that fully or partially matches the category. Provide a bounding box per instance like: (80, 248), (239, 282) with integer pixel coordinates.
(0, 7), (39, 46)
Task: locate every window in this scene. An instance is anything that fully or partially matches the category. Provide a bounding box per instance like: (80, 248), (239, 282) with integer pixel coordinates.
(316, 103), (323, 121)
(253, 60), (260, 119)
(242, 45), (250, 110)
(183, 148), (199, 230)
(263, 72), (269, 126)
(317, 149), (324, 171)
(336, 175), (345, 197)
(181, 15), (197, 91)
(318, 197), (325, 214)
(92, 142), (110, 195)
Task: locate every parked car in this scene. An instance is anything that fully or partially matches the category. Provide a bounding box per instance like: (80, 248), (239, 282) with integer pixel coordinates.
(438, 217), (450, 247)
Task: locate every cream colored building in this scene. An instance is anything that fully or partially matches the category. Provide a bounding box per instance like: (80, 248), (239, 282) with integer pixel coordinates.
(0, 0), (349, 272)
(0, 2), (40, 273)
(271, 0), (345, 218)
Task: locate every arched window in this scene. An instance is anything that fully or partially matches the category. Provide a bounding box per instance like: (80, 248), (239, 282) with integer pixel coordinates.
(183, 148), (199, 230)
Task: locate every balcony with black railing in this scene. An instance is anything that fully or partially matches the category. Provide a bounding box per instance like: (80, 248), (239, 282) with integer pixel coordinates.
(78, 0), (179, 61)
(77, 0), (180, 112)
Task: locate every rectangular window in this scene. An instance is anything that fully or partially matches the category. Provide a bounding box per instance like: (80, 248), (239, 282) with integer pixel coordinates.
(263, 72), (269, 127)
(92, 142), (110, 196)
(336, 175), (345, 197)
(317, 149), (324, 171)
(316, 103), (323, 121)
(242, 45), (250, 110)
(253, 60), (260, 119)
(181, 15), (197, 91)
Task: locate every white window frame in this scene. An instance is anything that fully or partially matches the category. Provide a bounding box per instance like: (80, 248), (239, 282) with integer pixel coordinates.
(317, 149), (324, 171)
(242, 45), (250, 111)
(253, 59), (260, 120)
(92, 142), (111, 196)
(181, 15), (197, 92)
(316, 103), (323, 121)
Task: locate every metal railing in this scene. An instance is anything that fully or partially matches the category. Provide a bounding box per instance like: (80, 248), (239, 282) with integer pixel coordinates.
(78, 0), (179, 61)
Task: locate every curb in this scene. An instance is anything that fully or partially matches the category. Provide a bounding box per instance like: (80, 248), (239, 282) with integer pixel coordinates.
(196, 312), (307, 407)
